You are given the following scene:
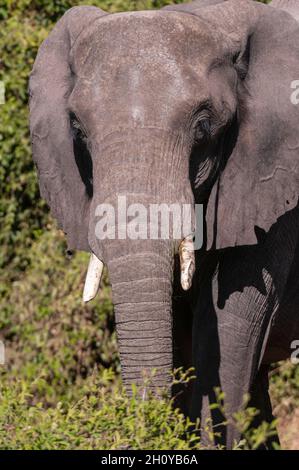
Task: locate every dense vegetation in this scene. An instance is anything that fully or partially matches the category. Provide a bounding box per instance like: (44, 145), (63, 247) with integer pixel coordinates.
(0, 0), (298, 450)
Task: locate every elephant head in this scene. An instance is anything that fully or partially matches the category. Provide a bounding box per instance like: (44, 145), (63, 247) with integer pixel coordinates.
(29, 1), (299, 394)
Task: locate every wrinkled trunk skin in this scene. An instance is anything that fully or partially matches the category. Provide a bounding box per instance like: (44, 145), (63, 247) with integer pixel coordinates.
(88, 128), (194, 394)
(105, 238), (174, 394)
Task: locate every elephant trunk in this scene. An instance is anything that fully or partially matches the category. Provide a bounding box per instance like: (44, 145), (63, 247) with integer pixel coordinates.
(106, 239), (174, 394)
(87, 128), (196, 393)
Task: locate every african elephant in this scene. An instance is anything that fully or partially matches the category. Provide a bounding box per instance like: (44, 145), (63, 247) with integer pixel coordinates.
(29, 0), (299, 448)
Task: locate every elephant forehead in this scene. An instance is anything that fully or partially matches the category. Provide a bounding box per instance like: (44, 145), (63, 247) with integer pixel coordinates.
(71, 10), (219, 78)
(69, 11), (216, 125)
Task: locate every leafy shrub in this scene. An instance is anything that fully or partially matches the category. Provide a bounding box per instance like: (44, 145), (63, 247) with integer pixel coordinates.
(0, 225), (118, 405)
(270, 361), (299, 417)
(0, 369), (279, 450)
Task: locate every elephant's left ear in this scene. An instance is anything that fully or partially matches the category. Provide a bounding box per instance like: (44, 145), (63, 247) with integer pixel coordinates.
(177, 0), (299, 249)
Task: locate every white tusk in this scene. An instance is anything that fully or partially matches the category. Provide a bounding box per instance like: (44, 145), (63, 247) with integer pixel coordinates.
(83, 253), (104, 302)
(179, 235), (195, 291)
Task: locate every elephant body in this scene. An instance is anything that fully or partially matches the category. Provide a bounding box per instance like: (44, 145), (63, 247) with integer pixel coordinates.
(190, 207), (299, 447)
(29, 0), (299, 448)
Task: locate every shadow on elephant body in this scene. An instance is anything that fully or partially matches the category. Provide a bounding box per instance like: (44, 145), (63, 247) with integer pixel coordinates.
(215, 202), (299, 310)
(191, 203), (299, 448)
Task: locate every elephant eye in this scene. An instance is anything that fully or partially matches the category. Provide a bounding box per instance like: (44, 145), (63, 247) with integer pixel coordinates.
(69, 111), (93, 198)
(194, 118), (211, 143)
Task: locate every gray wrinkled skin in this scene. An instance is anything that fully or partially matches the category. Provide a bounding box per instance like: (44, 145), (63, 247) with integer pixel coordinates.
(29, 0), (299, 448)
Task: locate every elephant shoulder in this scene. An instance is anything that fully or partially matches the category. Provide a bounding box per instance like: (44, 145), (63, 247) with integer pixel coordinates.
(271, 0), (299, 22)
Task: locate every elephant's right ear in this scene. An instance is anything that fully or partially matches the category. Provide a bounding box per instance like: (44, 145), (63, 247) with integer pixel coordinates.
(174, 0), (299, 250)
(29, 6), (106, 251)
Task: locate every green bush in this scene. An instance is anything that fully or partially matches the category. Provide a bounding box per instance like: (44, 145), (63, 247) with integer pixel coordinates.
(0, 369), (280, 450)
(0, 225), (118, 405)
